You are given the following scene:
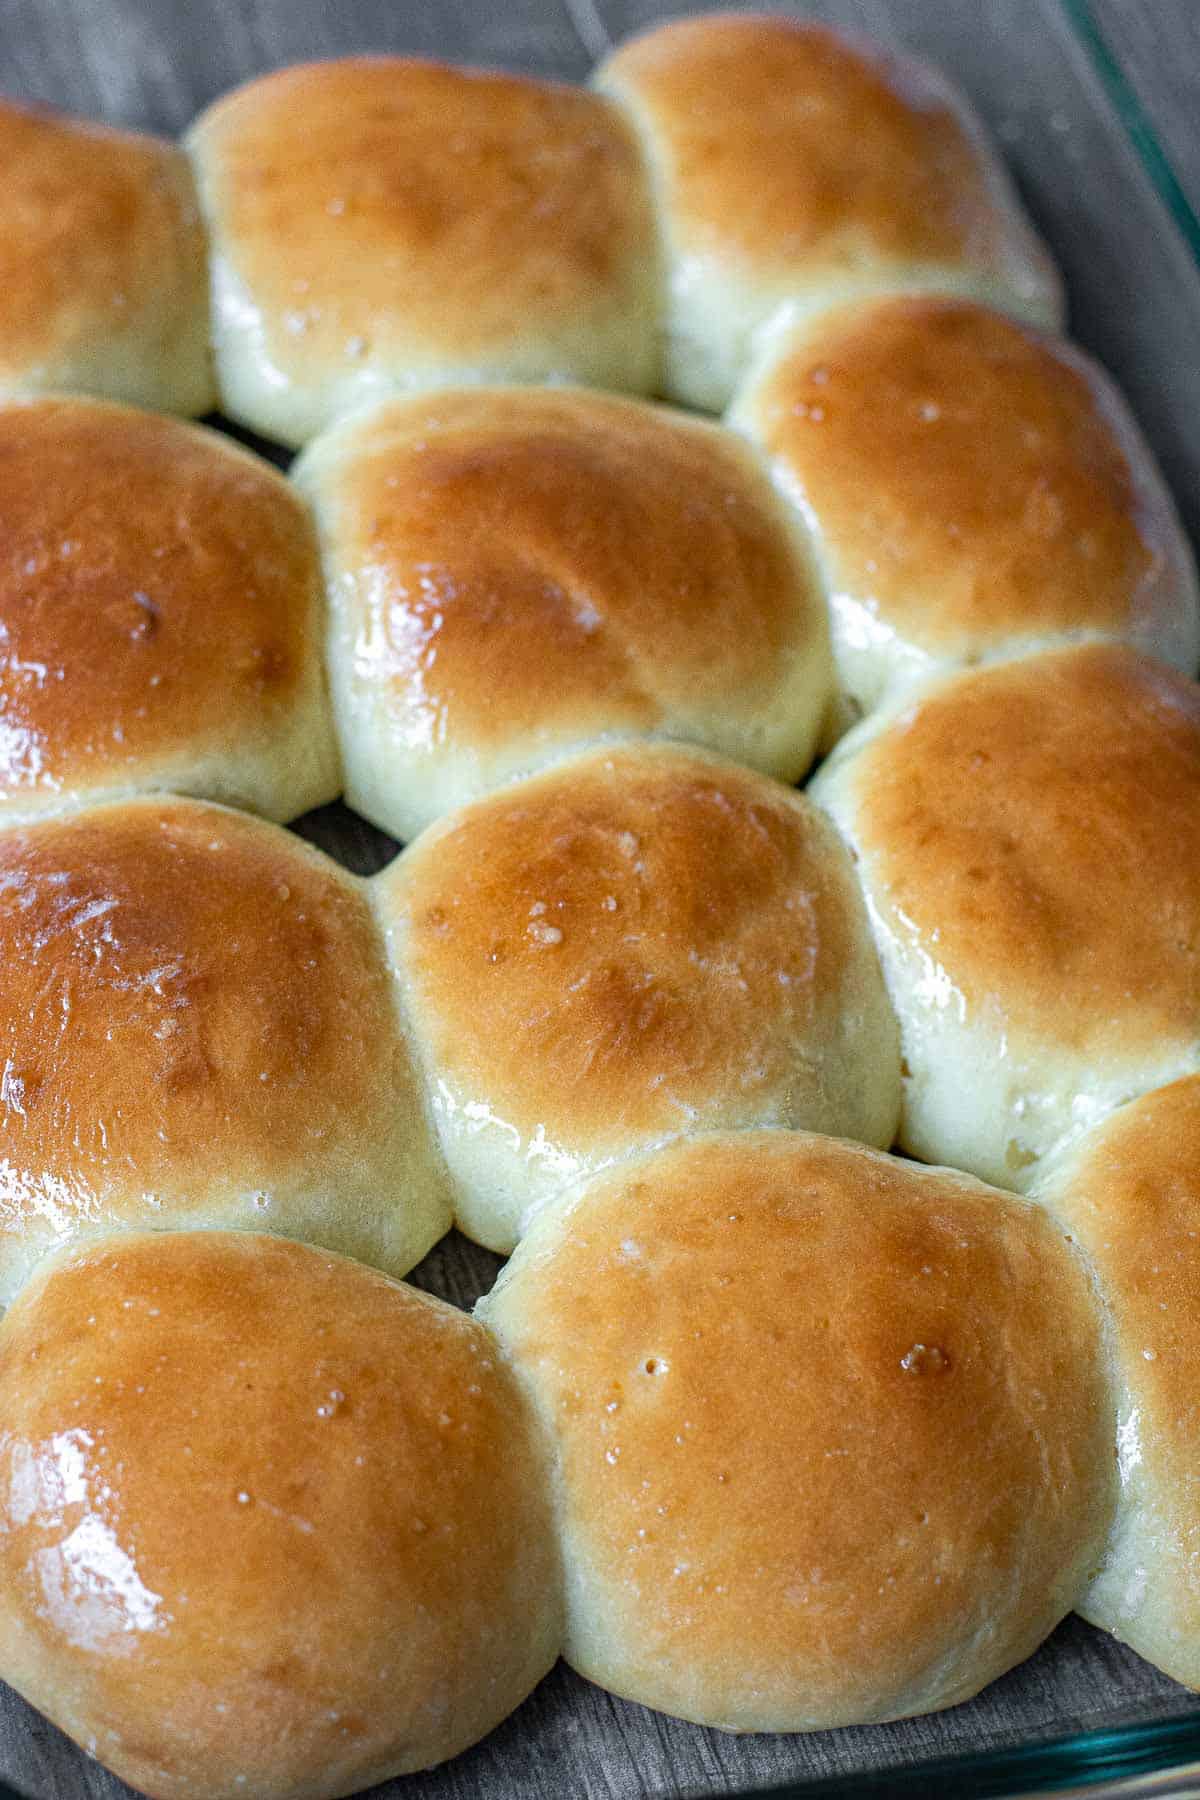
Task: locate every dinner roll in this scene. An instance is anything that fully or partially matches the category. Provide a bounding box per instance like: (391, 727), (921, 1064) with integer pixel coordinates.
(376, 744), (901, 1253)
(731, 297), (1200, 728)
(0, 796), (451, 1301)
(0, 1230), (561, 1799)
(596, 14), (1062, 411)
(0, 101), (212, 414)
(482, 1131), (1113, 1731)
(810, 645), (1200, 1190)
(0, 397), (339, 825)
(294, 386), (833, 840)
(1035, 1077), (1200, 1690)
(187, 58), (660, 447)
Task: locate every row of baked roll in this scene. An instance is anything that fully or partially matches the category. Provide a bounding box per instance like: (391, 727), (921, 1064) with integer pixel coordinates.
(1, 640), (1198, 1281)
(0, 768), (888, 1287)
(0, 16), (1060, 436)
(0, 1107), (1196, 1800)
(0, 298), (1195, 842)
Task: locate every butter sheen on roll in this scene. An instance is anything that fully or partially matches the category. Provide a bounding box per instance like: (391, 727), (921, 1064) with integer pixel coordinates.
(0, 1230), (561, 1800)
(0, 796), (451, 1300)
(295, 385), (833, 841)
(0, 397), (339, 825)
(375, 743), (901, 1253)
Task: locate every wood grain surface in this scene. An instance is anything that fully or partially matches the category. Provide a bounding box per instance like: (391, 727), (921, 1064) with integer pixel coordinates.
(0, 3), (1197, 1798)
(1088, 0), (1200, 215)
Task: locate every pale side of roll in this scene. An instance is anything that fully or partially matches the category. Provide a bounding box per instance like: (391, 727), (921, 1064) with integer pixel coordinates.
(1035, 1076), (1200, 1690)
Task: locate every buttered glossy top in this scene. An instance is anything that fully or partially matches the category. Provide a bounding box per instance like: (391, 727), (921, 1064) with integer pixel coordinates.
(0, 102), (211, 411)
(189, 58), (658, 396)
(0, 398), (328, 818)
(599, 14), (1060, 317)
(382, 745), (898, 1153)
(844, 646), (1200, 1047)
(297, 385), (829, 776)
(0, 1230), (559, 1798)
(0, 799), (426, 1258)
(738, 298), (1199, 683)
(484, 1132), (1110, 1728)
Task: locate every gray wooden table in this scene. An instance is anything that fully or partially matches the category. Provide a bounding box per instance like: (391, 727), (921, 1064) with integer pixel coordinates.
(0, 3), (1199, 1798)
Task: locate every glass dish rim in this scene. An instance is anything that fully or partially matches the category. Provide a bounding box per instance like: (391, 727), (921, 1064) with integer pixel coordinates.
(735, 1715), (1200, 1798)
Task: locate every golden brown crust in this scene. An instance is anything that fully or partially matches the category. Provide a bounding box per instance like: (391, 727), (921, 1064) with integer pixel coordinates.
(848, 646), (1200, 1049)
(484, 1132), (1112, 1730)
(384, 744), (897, 1152)
(0, 102), (212, 412)
(0, 1231), (561, 1799)
(189, 58), (659, 437)
(600, 14), (1060, 309)
(738, 298), (1198, 682)
(0, 798), (448, 1287)
(296, 387), (830, 829)
(0, 397), (337, 821)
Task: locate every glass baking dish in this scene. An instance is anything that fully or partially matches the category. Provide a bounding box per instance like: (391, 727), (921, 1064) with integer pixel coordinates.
(0, 0), (1198, 1796)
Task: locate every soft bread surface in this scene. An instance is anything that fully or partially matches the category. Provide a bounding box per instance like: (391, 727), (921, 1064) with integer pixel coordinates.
(0, 798), (451, 1298)
(295, 386), (832, 839)
(597, 13), (1062, 409)
(482, 1131), (1112, 1731)
(0, 102), (213, 414)
(0, 1230), (561, 1799)
(376, 744), (901, 1252)
(1036, 1077), (1200, 1688)
(187, 58), (660, 446)
(811, 645), (1200, 1188)
(0, 397), (339, 824)
(732, 297), (1200, 722)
